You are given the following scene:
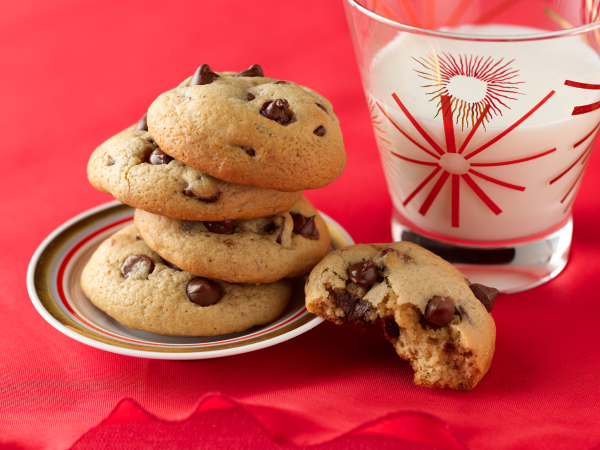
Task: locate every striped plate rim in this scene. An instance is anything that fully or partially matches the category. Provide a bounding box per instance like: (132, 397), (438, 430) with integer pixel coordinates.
(26, 201), (354, 360)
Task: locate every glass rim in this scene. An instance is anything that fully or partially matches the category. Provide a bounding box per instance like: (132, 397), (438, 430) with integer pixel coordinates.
(346, 0), (600, 42)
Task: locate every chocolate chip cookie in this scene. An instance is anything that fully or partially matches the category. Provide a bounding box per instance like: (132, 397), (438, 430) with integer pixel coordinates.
(88, 126), (302, 221)
(146, 64), (346, 192)
(134, 196), (331, 284)
(305, 242), (497, 391)
(81, 225), (292, 336)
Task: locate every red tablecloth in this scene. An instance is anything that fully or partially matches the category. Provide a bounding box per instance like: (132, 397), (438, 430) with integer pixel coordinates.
(2, 1), (600, 449)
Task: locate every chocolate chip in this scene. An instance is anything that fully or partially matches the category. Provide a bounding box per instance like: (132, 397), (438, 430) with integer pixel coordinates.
(469, 283), (498, 313)
(121, 254), (154, 279)
(184, 190), (220, 203)
(383, 317), (400, 339)
(189, 64), (219, 86)
(147, 148), (172, 165)
(247, 93), (256, 101)
(352, 299), (371, 321)
(274, 81), (286, 84)
(134, 113), (148, 131)
(242, 146), (255, 156)
(203, 220), (235, 234)
(260, 99), (292, 125)
(265, 219), (286, 244)
(107, 156), (115, 166)
(291, 213), (319, 240)
(148, 138), (158, 147)
(348, 260), (378, 287)
(186, 278), (222, 306)
(331, 290), (371, 322)
(236, 64), (264, 77)
(314, 126), (326, 136)
(163, 260), (181, 271)
(421, 296), (455, 329)
(316, 103), (329, 115)
(443, 342), (457, 354)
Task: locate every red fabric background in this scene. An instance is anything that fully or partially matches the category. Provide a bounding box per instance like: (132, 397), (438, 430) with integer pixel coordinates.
(1, 1), (600, 449)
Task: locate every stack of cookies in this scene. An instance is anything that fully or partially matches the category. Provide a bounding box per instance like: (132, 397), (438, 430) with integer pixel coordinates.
(81, 64), (346, 336)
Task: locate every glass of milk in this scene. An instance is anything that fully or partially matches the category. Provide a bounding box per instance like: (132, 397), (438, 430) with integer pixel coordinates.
(344, 0), (600, 292)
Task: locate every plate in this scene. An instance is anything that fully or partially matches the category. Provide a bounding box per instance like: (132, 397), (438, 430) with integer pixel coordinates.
(27, 201), (354, 360)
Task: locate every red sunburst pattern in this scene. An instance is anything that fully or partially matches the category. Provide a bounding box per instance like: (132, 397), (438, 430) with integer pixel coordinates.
(374, 90), (557, 228)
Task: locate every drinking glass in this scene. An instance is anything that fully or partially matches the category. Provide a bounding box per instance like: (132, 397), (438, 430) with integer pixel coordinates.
(344, 0), (600, 292)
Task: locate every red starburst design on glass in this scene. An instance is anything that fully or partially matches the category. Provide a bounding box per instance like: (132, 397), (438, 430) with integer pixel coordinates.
(375, 90), (557, 228)
(414, 53), (523, 128)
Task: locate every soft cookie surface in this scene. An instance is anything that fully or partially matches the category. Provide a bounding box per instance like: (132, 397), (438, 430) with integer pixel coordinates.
(134, 196), (331, 284)
(81, 225), (292, 336)
(305, 242), (497, 391)
(88, 127), (302, 220)
(147, 67), (346, 192)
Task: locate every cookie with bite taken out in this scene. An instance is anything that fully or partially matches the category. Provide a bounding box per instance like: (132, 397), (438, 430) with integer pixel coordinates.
(304, 242), (498, 391)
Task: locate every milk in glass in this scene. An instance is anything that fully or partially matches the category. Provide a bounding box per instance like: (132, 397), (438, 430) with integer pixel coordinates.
(367, 25), (600, 242)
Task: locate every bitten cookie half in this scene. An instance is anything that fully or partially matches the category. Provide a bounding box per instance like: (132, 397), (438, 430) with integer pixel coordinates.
(305, 242), (497, 391)
(147, 64), (346, 192)
(88, 126), (302, 221)
(81, 225), (292, 336)
(134, 196), (331, 284)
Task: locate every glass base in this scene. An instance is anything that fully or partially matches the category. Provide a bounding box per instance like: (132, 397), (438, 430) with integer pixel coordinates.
(391, 217), (572, 293)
